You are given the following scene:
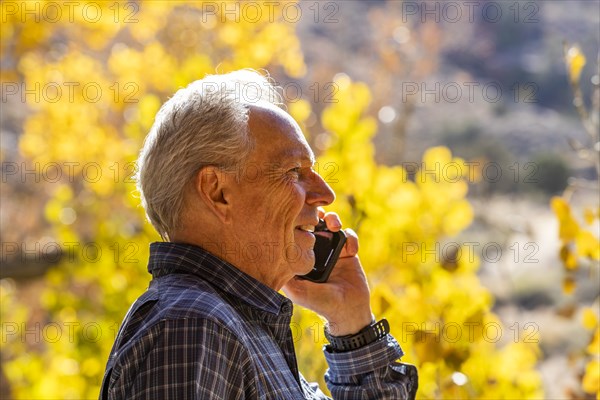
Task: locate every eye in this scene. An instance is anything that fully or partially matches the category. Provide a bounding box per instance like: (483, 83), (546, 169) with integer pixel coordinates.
(286, 167), (301, 181)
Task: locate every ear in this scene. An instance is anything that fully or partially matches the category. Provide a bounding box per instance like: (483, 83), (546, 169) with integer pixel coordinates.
(193, 166), (232, 224)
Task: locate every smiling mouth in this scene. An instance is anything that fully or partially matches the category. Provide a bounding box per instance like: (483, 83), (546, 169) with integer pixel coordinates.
(296, 225), (315, 233)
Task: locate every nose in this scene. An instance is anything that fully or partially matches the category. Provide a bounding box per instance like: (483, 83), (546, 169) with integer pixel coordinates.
(305, 169), (335, 206)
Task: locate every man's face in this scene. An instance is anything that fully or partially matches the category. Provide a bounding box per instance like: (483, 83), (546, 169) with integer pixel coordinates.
(226, 104), (335, 288)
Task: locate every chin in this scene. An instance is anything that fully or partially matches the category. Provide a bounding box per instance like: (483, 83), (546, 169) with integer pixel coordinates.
(298, 254), (315, 275)
(287, 254), (314, 276)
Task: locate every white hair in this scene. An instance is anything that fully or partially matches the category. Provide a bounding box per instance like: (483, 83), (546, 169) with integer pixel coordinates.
(136, 69), (283, 240)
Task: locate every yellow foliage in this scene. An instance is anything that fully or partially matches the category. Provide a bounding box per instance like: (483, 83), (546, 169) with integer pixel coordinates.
(291, 79), (543, 398)
(576, 230), (600, 260)
(552, 195), (599, 278)
(289, 99), (312, 124)
(558, 44), (599, 398)
(2, 2), (306, 398)
(584, 207), (597, 225)
(588, 328), (600, 355)
(582, 359), (600, 396)
(2, 2), (544, 399)
(551, 197), (580, 242)
(566, 45), (587, 83)
(560, 244), (579, 270)
(582, 308), (600, 397)
(583, 308), (599, 330)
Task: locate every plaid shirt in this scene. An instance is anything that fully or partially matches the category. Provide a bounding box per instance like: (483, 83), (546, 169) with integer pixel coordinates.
(100, 242), (417, 399)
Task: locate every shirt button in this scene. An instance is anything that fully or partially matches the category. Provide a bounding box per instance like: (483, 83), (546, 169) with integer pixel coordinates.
(281, 302), (292, 314)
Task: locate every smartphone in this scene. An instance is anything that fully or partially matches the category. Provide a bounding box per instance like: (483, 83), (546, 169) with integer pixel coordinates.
(298, 219), (347, 283)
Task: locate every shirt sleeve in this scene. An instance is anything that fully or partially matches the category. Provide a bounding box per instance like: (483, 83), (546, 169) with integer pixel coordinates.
(322, 334), (418, 400)
(109, 318), (258, 400)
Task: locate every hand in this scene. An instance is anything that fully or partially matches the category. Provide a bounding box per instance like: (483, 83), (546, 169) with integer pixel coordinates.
(283, 210), (374, 336)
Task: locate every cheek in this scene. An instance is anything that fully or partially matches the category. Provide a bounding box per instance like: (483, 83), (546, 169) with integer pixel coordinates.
(237, 178), (306, 229)
(271, 182), (305, 220)
(259, 175), (301, 206)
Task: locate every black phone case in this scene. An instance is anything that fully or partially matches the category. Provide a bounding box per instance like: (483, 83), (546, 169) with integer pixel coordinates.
(299, 220), (347, 283)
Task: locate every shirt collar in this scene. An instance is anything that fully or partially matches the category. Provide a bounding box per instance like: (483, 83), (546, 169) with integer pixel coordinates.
(147, 241), (292, 316)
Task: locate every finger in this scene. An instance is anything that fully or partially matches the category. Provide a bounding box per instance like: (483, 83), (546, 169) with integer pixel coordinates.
(340, 228), (359, 257)
(317, 207), (326, 220)
(323, 212), (342, 232)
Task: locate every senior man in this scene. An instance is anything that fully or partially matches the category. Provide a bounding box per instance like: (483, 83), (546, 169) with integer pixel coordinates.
(100, 70), (417, 399)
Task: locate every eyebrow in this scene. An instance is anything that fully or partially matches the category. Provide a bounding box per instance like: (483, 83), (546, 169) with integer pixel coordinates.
(274, 148), (315, 165)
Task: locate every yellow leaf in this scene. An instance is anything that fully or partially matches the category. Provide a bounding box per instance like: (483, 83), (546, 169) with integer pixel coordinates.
(138, 95), (162, 131)
(560, 244), (578, 270)
(576, 230), (600, 260)
(412, 329), (443, 363)
(582, 360), (600, 394)
(352, 83), (372, 111)
(443, 200), (474, 236)
(422, 146), (452, 176)
(175, 54), (214, 89)
(588, 328), (600, 355)
(321, 106), (347, 134)
(80, 358), (101, 377)
(584, 207), (596, 225)
(563, 276), (576, 294)
(551, 197), (580, 242)
(551, 196), (569, 217)
(583, 308), (599, 329)
(289, 99), (312, 123)
(566, 45), (586, 83)
(219, 23), (243, 45)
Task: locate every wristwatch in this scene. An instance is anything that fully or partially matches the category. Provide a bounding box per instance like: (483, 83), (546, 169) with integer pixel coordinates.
(325, 318), (390, 352)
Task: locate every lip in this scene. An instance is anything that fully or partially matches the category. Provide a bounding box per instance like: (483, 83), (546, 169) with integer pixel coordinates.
(294, 226), (316, 242)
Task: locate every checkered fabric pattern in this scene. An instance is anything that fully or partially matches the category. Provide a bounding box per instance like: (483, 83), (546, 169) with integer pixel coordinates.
(100, 242), (417, 399)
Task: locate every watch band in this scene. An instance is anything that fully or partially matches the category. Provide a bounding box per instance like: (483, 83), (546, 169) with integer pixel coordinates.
(325, 318), (390, 352)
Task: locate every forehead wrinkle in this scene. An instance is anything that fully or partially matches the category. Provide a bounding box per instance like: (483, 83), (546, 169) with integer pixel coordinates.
(273, 147), (314, 165)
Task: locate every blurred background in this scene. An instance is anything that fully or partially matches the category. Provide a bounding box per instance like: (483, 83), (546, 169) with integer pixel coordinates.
(1, 1), (599, 398)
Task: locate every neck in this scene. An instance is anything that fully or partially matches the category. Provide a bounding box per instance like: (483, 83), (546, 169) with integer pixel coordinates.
(171, 227), (291, 291)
